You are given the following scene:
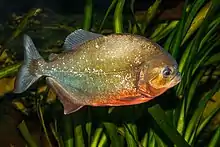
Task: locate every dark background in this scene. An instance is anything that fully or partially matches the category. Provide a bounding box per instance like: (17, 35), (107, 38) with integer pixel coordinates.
(0, 0), (184, 22)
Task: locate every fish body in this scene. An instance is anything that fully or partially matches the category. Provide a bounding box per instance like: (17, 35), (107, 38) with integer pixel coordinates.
(14, 29), (181, 114)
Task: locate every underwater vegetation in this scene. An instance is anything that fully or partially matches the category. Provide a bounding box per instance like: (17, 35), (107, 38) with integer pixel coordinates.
(0, 0), (219, 147)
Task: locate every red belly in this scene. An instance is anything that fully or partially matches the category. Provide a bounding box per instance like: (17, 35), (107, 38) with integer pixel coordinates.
(90, 89), (154, 106)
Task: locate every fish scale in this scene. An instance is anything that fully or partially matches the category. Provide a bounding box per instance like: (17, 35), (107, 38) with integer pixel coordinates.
(49, 69), (136, 97)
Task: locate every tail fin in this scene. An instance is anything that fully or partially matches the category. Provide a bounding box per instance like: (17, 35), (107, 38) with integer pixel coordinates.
(14, 35), (45, 93)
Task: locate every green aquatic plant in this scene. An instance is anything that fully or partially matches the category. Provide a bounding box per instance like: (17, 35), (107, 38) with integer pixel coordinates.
(0, 0), (219, 147)
(18, 120), (38, 147)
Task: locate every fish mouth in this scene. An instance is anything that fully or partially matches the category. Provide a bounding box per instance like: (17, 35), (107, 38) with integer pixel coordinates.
(170, 72), (181, 86)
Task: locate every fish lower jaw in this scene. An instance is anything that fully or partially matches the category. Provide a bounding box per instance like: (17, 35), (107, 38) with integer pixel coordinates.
(140, 83), (167, 98)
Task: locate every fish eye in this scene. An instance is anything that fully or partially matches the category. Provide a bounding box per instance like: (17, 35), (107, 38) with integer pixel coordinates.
(162, 67), (172, 78)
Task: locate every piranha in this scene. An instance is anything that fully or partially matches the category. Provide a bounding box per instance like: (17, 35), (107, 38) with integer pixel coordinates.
(13, 29), (181, 114)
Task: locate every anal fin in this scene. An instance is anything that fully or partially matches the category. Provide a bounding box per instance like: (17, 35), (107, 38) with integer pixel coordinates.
(46, 77), (83, 114)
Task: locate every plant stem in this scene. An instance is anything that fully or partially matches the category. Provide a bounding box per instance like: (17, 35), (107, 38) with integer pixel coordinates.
(38, 104), (53, 147)
(18, 120), (38, 147)
(99, 0), (118, 32)
(83, 0), (93, 30)
(63, 115), (74, 147)
(114, 0), (125, 33)
(50, 123), (63, 147)
(0, 62), (21, 79)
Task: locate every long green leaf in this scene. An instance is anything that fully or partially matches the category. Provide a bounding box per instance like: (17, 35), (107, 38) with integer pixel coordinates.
(204, 52), (220, 65)
(196, 106), (220, 136)
(187, 0), (219, 61)
(148, 104), (190, 147)
(114, 0), (125, 33)
(129, 0), (142, 34)
(199, 17), (220, 49)
(86, 122), (92, 145)
(103, 122), (122, 147)
(74, 124), (85, 147)
(62, 115), (74, 147)
(83, 0), (93, 30)
(192, 41), (220, 75)
(164, 29), (176, 52)
(124, 123), (140, 147)
(97, 132), (108, 147)
(150, 22), (169, 39)
(179, 3), (217, 95)
(99, 0), (118, 32)
(154, 132), (167, 147)
(140, 0), (161, 34)
(176, 97), (186, 135)
(38, 103), (53, 147)
(184, 1), (219, 89)
(86, 108), (92, 145)
(148, 129), (156, 147)
(184, 81), (220, 144)
(18, 120), (38, 147)
(151, 21), (179, 42)
(97, 132), (107, 147)
(7, 8), (42, 44)
(170, 0), (189, 57)
(208, 127), (220, 147)
(141, 131), (148, 147)
(0, 62), (21, 79)
(178, 39), (194, 74)
(185, 69), (206, 114)
(50, 123), (63, 147)
(182, 1), (212, 45)
(91, 126), (103, 147)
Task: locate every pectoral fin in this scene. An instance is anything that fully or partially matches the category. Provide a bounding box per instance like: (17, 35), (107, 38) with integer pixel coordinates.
(46, 77), (83, 114)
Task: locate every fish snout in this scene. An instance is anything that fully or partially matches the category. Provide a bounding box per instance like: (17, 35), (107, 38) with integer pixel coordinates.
(170, 72), (181, 87)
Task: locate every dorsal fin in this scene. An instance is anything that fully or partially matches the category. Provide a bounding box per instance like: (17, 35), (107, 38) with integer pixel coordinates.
(63, 29), (103, 51)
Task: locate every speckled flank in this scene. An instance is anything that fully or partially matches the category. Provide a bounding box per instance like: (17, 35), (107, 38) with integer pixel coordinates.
(38, 34), (179, 106)
(47, 34), (162, 73)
